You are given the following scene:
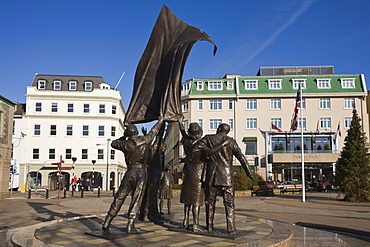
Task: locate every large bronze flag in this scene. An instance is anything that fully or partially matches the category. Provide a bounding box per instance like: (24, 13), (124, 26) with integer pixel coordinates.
(124, 5), (217, 124)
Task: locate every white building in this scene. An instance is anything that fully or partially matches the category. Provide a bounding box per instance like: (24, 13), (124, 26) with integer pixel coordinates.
(10, 103), (26, 191)
(18, 74), (126, 191)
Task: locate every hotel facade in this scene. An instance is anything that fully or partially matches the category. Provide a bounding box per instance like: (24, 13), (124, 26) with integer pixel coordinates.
(17, 74), (126, 191)
(173, 66), (368, 184)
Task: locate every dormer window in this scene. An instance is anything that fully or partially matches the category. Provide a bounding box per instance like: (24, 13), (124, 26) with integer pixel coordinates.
(317, 78), (331, 89)
(100, 83), (110, 89)
(69, 81), (77, 90)
(340, 78), (355, 88)
(292, 79), (306, 89)
(208, 81), (223, 90)
(268, 79), (282, 89)
(197, 81), (203, 90)
(227, 81), (234, 90)
(54, 80), (61, 90)
(85, 81), (93, 91)
(38, 80), (46, 90)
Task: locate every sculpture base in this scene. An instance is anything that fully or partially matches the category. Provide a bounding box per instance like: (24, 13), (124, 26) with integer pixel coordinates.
(85, 228), (150, 240)
(168, 226), (253, 240)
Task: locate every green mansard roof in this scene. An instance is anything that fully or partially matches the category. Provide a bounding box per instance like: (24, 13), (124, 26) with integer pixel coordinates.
(185, 74), (366, 96)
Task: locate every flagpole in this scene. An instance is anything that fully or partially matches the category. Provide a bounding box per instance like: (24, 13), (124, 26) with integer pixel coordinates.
(300, 86), (306, 202)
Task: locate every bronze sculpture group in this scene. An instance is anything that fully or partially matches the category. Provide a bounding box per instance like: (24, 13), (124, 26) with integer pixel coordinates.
(100, 4), (254, 238)
(103, 119), (253, 236)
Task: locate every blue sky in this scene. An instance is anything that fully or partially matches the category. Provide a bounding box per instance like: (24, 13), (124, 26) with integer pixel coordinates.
(1, 0), (370, 109)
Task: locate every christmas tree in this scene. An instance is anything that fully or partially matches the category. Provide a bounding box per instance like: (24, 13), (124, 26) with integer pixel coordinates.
(335, 108), (370, 202)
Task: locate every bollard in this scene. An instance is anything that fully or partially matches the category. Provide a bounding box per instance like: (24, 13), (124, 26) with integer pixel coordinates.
(98, 187), (101, 197)
(71, 188), (74, 197)
(112, 186), (115, 197)
(63, 188), (67, 199)
(27, 189), (31, 199)
(81, 189), (84, 198)
(46, 188), (49, 199)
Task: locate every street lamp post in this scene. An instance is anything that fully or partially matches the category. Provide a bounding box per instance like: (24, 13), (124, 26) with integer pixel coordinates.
(72, 157), (77, 177)
(106, 139), (111, 191)
(92, 160), (96, 190)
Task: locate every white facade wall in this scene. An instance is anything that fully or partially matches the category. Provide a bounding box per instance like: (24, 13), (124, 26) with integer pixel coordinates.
(18, 79), (126, 191)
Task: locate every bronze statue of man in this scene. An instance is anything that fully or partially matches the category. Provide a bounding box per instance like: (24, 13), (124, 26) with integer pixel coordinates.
(200, 123), (254, 235)
(102, 118), (163, 233)
(139, 124), (166, 222)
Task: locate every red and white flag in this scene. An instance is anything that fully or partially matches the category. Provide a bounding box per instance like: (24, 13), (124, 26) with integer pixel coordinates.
(272, 124), (283, 132)
(316, 119), (320, 134)
(290, 85), (301, 132)
(337, 121), (342, 137)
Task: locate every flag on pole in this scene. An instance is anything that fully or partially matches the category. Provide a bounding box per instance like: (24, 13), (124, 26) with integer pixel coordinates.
(333, 121), (342, 144)
(337, 121), (342, 137)
(290, 85), (301, 132)
(271, 124), (283, 132)
(316, 119), (320, 134)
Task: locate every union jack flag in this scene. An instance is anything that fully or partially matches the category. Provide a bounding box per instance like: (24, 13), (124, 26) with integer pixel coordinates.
(290, 85), (301, 132)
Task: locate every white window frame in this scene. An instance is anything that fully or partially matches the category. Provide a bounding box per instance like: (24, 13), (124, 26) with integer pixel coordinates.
(340, 78), (355, 88)
(38, 80), (46, 90)
(198, 100), (203, 111)
(270, 99), (281, 110)
(99, 104), (105, 114)
(209, 100), (222, 110)
(53, 80), (61, 90)
(198, 119), (203, 128)
(51, 103), (58, 113)
(246, 118), (257, 129)
(228, 100), (233, 110)
(209, 119), (222, 130)
(319, 98), (331, 109)
(344, 98), (355, 109)
(317, 78), (331, 89)
(69, 81), (77, 90)
(33, 148), (40, 159)
(197, 81), (203, 91)
(320, 117), (331, 129)
(298, 118), (307, 129)
(182, 83), (191, 95)
(244, 80), (258, 90)
(82, 149), (88, 160)
(292, 79), (306, 89)
(98, 125), (105, 136)
(208, 81), (223, 90)
(271, 118), (282, 128)
(344, 117), (352, 128)
(227, 81), (234, 90)
(246, 99), (257, 110)
(35, 102), (42, 112)
(67, 103), (74, 113)
(34, 124), (41, 135)
(50, 125), (57, 135)
(300, 98), (306, 109)
(268, 79), (282, 89)
(83, 104), (90, 113)
(112, 105), (117, 114)
(82, 125), (89, 136)
(85, 81), (93, 91)
(182, 101), (189, 112)
(66, 125), (73, 136)
(228, 119), (234, 129)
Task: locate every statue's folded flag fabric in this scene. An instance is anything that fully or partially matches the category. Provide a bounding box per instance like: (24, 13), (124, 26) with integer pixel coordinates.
(125, 5), (217, 125)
